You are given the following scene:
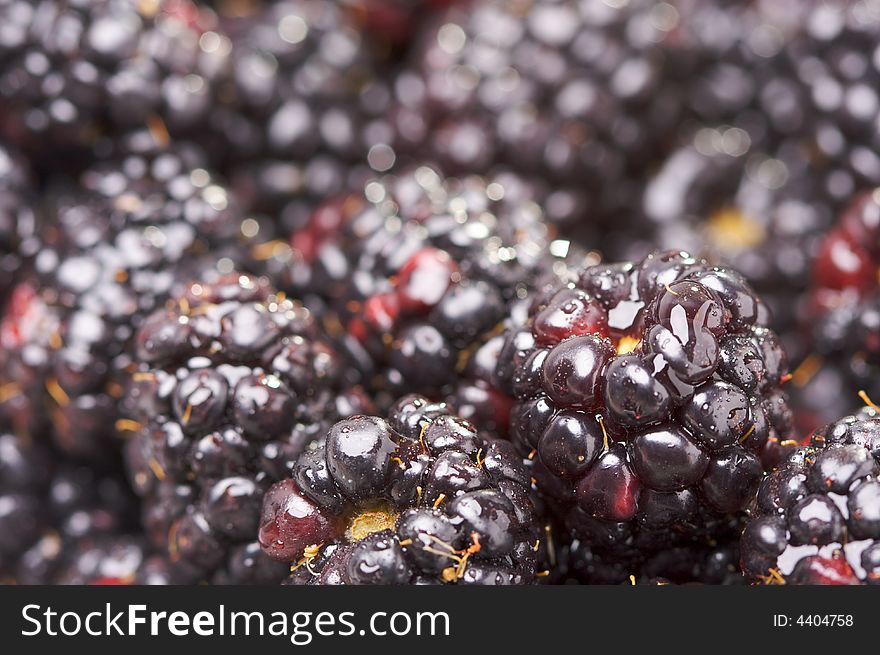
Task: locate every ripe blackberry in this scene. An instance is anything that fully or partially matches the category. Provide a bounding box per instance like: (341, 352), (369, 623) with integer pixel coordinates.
(790, 2), (880, 197)
(0, 133), (260, 461)
(123, 273), (372, 582)
(643, 128), (830, 346)
(390, 0), (686, 233)
(495, 250), (795, 571)
(795, 190), (880, 431)
(0, 141), (36, 301)
(50, 535), (148, 585)
(0, 0), (226, 168)
(741, 405), (880, 585)
(643, 2), (880, 347)
(638, 4), (825, 339)
(282, 165), (581, 424)
(259, 398), (539, 584)
(207, 0), (392, 223)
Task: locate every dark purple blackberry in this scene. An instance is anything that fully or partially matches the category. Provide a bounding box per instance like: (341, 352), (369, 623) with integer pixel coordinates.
(206, 0), (392, 224)
(638, 2), (876, 433)
(0, 142), (36, 301)
(0, 0), (225, 168)
(122, 272), (371, 582)
(496, 249), (795, 572)
(789, 3), (880, 197)
(642, 128), (830, 345)
(741, 405), (880, 585)
(390, 0), (686, 234)
(281, 166), (582, 425)
(259, 398), (539, 584)
(16, 466), (145, 585)
(51, 535), (149, 585)
(641, 2), (880, 352)
(0, 133), (260, 462)
(635, 3), (823, 340)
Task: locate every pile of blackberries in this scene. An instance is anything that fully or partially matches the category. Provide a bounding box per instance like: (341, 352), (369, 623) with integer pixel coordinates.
(3, 0), (880, 586)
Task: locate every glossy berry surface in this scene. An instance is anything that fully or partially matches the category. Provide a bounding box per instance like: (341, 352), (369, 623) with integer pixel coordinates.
(284, 165), (580, 423)
(496, 250), (795, 574)
(5, 0), (880, 589)
(741, 405), (880, 585)
(259, 398), (539, 584)
(122, 273), (371, 582)
(638, 1), (880, 366)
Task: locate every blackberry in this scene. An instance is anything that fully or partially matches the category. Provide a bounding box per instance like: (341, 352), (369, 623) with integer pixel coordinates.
(642, 2), (880, 348)
(0, 0), (226, 169)
(16, 476), (145, 585)
(0, 133), (258, 462)
(741, 405), (880, 585)
(259, 398), (539, 584)
(795, 190), (880, 431)
(123, 272), (371, 582)
(207, 0), (392, 223)
(495, 250), (795, 572)
(643, 128), (830, 345)
(390, 0), (686, 234)
(283, 165), (581, 423)
(789, 2), (880, 198)
(638, 4), (822, 338)
(0, 141), (37, 301)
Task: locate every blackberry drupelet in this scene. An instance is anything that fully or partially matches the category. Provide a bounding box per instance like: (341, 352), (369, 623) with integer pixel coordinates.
(283, 165), (581, 424)
(495, 249), (796, 572)
(741, 405), (880, 585)
(391, 0), (686, 236)
(259, 398), (539, 584)
(0, 0), (226, 168)
(123, 273), (371, 582)
(0, 133), (258, 462)
(0, 141), (37, 301)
